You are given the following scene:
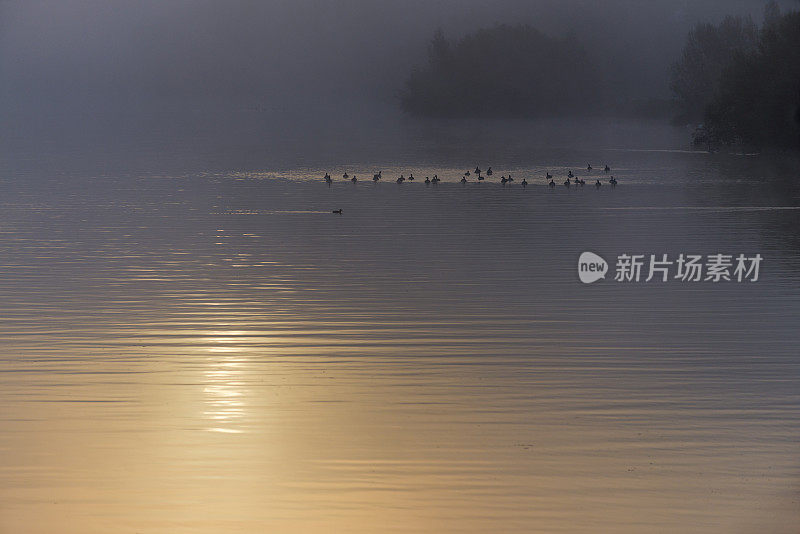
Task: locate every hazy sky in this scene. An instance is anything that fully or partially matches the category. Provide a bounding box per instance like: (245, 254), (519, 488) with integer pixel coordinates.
(0, 0), (792, 113)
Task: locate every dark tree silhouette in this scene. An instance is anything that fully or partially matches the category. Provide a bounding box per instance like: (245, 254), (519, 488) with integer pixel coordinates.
(704, 6), (800, 149)
(670, 15), (758, 124)
(400, 25), (603, 118)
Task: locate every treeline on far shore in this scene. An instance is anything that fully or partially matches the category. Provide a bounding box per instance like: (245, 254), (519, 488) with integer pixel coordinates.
(399, 25), (603, 119)
(673, 3), (800, 150)
(400, 2), (800, 150)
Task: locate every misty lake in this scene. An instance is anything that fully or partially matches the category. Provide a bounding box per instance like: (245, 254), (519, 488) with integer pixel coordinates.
(1, 110), (799, 533)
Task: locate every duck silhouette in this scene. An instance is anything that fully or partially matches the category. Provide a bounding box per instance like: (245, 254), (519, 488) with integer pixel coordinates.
(568, 170), (574, 178)
(332, 209), (342, 214)
(587, 163), (592, 171)
(595, 179), (602, 187)
(604, 165), (611, 173)
(460, 176), (467, 183)
(373, 171), (382, 181)
(342, 172), (349, 179)
(564, 179), (571, 187)
(351, 175), (357, 183)
(408, 173), (415, 181)
(549, 179), (556, 187)
(486, 167), (493, 176)
(521, 178), (528, 187)
(424, 176), (431, 184)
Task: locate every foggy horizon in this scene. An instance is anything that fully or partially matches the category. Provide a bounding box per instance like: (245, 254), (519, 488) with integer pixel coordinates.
(0, 0), (794, 115)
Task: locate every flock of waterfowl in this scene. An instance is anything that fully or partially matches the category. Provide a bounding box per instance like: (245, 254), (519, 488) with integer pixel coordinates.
(323, 164), (618, 188)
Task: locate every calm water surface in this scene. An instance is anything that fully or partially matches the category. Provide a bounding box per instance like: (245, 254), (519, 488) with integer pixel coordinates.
(0, 114), (799, 533)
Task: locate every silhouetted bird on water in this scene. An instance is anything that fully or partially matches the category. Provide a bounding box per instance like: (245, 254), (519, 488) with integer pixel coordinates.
(507, 175), (514, 182)
(475, 166), (481, 175)
(432, 175), (440, 183)
(332, 209), (342, 214)
(501, 176), (508, 185)
(604, 165), (611, 173)
(486, 167), (493, 176)
(564, 179), (571, 187)
(609, 176), (617, 186)
(521, 178), (528, 187)
(373, 171), (382, 181)
(549, 179), (556, 187)
(324, 173), (332, 184)
(342, 172), (349, 179)
(351, 175), (357, 183)
(546, 172), (552, 179)
(587, 163), (592, 171)
(568, 170), (574, 178)
(477, 174), (484, 181)
(465, 170), (470, 176)
(425, 176), (431, 184)
(595, 179), (602, 187)
(409, 173), (415, 181)
(461, 176), (467, 183)
(579, 179), (586, 186)
(397, 175), (405, 183)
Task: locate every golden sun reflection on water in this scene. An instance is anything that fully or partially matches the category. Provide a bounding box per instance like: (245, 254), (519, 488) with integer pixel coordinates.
(1, 171), (800, 533)
(203, 362), (247, 434)
(201, 332), (255, 434)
